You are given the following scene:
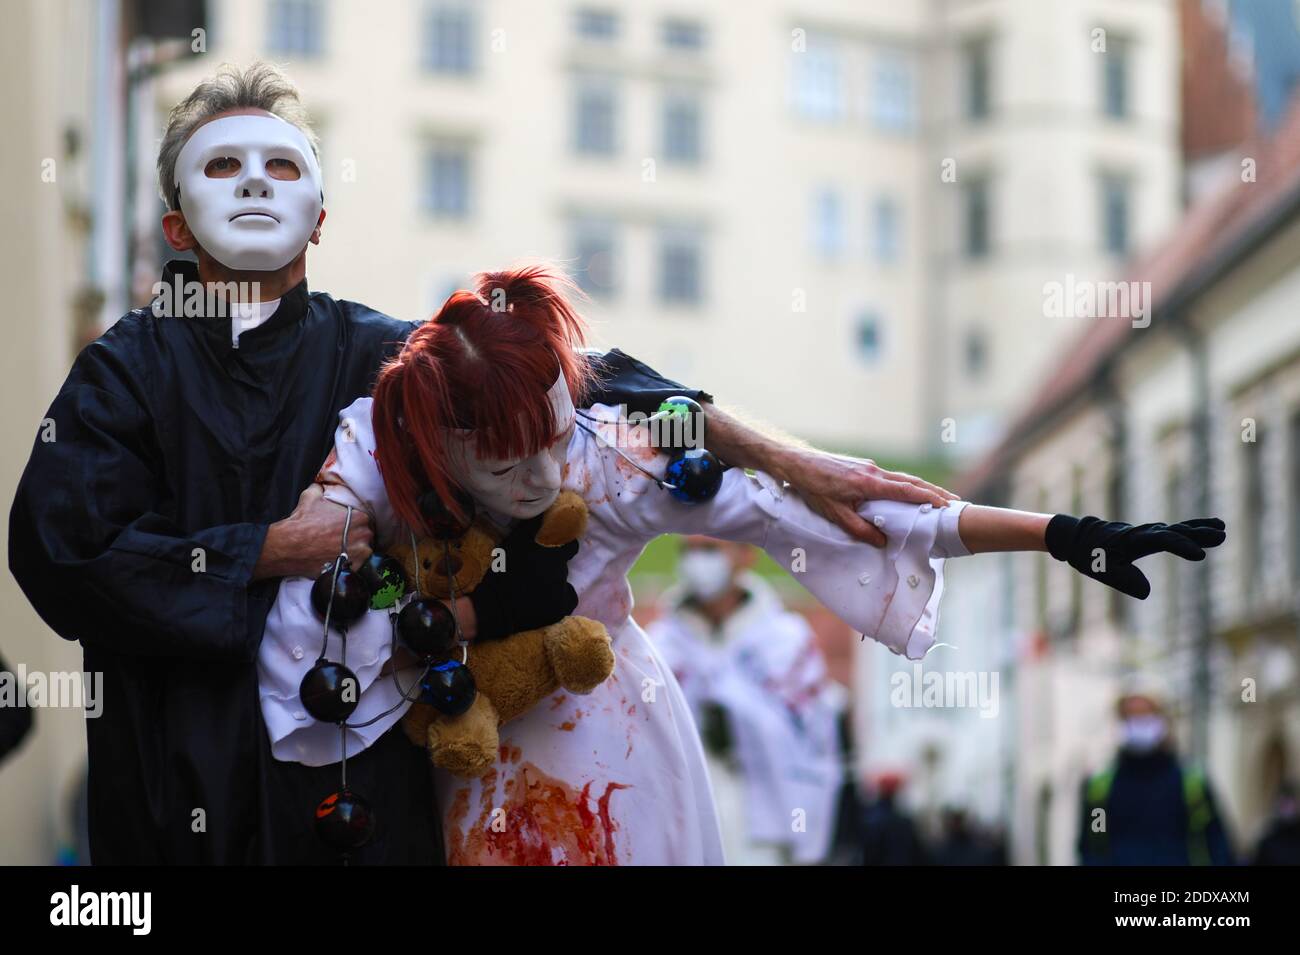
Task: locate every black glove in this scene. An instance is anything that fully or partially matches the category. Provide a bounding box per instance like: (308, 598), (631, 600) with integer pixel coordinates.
(469, 515), (580, 641)
(1045, 515), (1226, 599)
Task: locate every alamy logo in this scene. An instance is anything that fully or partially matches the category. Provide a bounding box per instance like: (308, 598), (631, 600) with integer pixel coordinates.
(889, 664), (1000, 718)
(1042, 273), (1152, 328)
(0, 666), (102, 717)
(49, 885), (151, 935)
(151, 275), (262, 319)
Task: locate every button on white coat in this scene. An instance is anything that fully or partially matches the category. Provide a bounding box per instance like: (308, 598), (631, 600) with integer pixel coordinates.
(291, 645), (305, 661)
(907, 574), (920, 588)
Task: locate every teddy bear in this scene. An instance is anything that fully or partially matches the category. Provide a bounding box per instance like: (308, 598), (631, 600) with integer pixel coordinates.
(389, 489), (615, 777)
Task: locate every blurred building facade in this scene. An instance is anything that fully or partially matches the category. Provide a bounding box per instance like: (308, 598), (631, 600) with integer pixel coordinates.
(933, 0), (1300, 861)
(855, 0), (1300, 861)
(855, 0), (1182, 840)
(972, 102), (1300, 864)
(0, 0), (104, 865)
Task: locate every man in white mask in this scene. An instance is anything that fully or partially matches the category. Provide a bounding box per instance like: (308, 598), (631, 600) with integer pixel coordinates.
(1078, 683), (1233, 865)
(10, 61), (956, 866)
(648, 537), (845, 865)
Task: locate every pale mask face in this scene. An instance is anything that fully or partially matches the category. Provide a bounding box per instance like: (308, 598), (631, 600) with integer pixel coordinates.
(174, 113), (324, 272)
(446, 372), (576, 520)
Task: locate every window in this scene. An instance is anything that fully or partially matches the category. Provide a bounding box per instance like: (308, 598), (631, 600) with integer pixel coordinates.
(1100, 173), (1131, 256)
(1165, 466), (1187, 640)
(964, 177), (991, 259)
(792, 40), (843, 120)
(268, 0), (325, 57)
(871, 52), (914, 132)
(963, 325), (987, 379)
(662, 90), (703, 163)
(811, 189), (845, 260)
(574, 76), (618, 155)
(963, 36), (991, 121)
(570, 217), (620, 299)
(1106, 459), (1126, 624)
(662, 18), (705, 51)
(421, 2), (476, 75)
(658, 227), (704, 306)
(422, 143), (471, 219)
(1102, 34), (1131, 119)
(871, 197), (900, 263)
(1291, 409), (1300, 581)
(1242, 425), (1268, 596)
(575, 8), (619, 41)
(854, 312), (884, 364)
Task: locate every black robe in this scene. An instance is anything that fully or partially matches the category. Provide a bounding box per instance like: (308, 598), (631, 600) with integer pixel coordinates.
(8, 260), (710, 865)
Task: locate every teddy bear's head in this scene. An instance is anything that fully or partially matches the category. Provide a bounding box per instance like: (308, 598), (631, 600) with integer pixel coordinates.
(390, 518), (498, 600)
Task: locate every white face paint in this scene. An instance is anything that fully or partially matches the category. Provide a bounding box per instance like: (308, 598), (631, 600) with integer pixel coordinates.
(445, 371), (576, 520)
(174, 113), (324, 272)
(678, 549), (733, 601)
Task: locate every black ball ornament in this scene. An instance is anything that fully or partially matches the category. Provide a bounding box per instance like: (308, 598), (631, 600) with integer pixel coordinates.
(299, 660), (360, 723)
(357, 553), (408, 611)
(420, 659), (477, 716)
(418, 487), (476, 540)
(315, 788), (376, 852)
(664, 447), (724, 503)
(397, 597), (457, 657)
(652, 395), (705, 450)
(311, 557), (370, 624)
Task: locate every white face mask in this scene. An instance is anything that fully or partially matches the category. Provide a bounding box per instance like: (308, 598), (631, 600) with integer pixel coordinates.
(679, 550), (733, 601)
(1121, 714), (1168, 753)
(175, 113), (324, 272)
(445, 371), (576, 520)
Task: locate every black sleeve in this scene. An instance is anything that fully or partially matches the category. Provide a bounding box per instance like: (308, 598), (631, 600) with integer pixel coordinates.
(0, 653), (33, 765)
(582, 348), (714, 416)
(7, 342), (270, 663)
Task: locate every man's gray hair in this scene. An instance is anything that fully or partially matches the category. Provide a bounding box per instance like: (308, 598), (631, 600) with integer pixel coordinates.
(157, 61), (321, 211)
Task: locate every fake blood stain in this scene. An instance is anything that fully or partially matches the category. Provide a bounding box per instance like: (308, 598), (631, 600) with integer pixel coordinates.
(446, 758), (631, 866)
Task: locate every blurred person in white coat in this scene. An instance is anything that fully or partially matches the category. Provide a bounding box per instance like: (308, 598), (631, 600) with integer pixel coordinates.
(648, 537), (845, 865)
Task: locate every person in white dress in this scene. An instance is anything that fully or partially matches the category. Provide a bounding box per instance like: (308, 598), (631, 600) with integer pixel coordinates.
(257, 266), (1227, 865)
(647, 537), (846, 865)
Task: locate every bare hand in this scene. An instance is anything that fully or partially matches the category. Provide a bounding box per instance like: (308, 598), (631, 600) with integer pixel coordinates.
(782, 450), (960, 547)
(253, 484), (374, 580)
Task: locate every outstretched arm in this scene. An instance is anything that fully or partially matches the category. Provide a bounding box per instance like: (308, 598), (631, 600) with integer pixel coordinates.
(956, 505), (1051, 552)
(956, 506), (1226, 600)
(701, 403), (959, 547)
(582, 348), (957, 548)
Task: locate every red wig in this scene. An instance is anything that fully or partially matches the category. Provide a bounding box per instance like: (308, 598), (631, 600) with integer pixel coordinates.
(372, 265), (595, 533)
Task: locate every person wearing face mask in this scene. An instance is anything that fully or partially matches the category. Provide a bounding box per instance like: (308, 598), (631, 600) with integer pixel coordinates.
(275, 264), (1227, 865)
(646, 538), (845, 865)
(9, 63), (950, 866)
(1077, 686), (1234, 865)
